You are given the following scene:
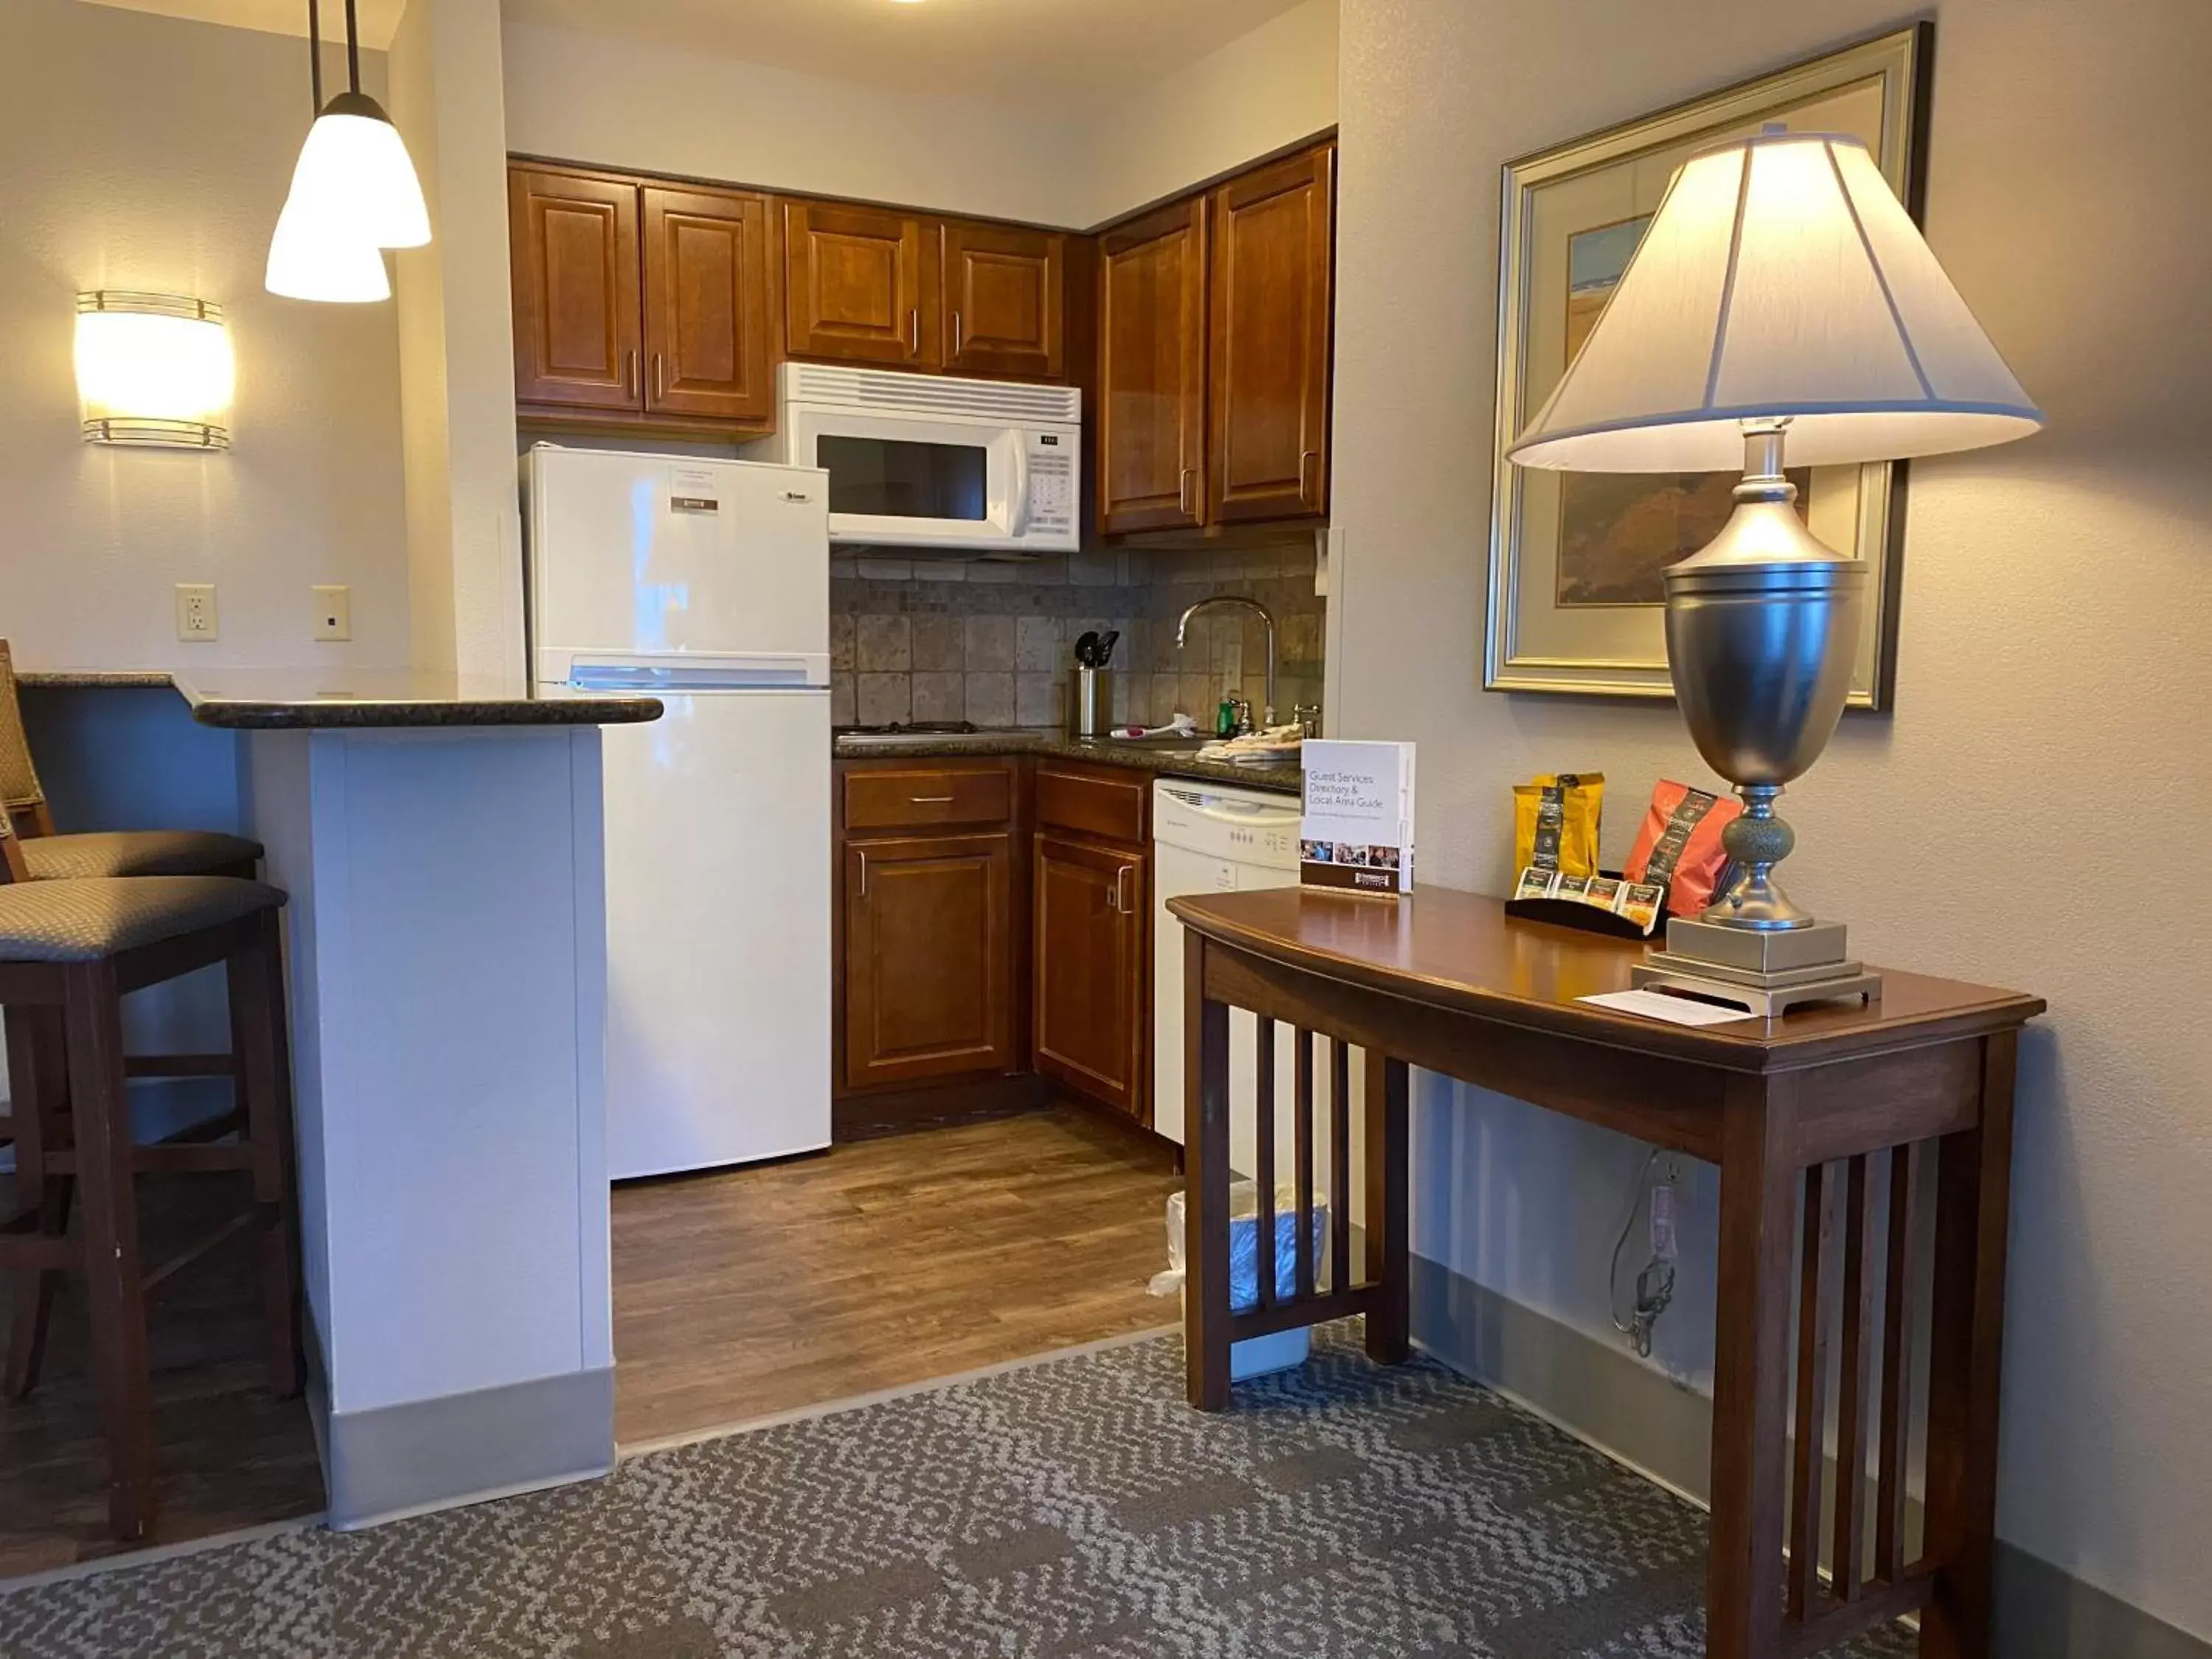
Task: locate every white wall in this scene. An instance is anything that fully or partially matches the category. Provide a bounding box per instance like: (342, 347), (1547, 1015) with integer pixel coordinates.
(502, 20), (1091, 227)
(1079, 0), (1338, 225)
(504, 2), (1338, 232)
(0, 0), (410, 671)
(1332, 0), (2212, 1639)
(390, 0), (528, 686)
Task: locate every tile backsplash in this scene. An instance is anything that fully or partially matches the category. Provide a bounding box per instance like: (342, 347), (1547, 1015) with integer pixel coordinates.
(830, 539), (1325, 732)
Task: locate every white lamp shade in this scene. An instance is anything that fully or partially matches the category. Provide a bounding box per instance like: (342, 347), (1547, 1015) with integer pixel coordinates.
(280, 94), (431, 252)
(265, 192), (392, 303)
(1509, 131), (2042, 472)
(74, 293), (234, 448)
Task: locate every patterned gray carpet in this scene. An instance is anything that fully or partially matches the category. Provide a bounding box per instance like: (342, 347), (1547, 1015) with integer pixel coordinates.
(0, 1326), (1913, 1658)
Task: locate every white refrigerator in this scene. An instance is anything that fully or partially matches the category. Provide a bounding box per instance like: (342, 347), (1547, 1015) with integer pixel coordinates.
(524, 444), (832, 1179)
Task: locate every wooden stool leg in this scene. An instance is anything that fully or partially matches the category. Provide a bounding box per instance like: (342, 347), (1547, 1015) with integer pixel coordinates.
(4, 1005), (74, 1400)
(229, 910), (302, 1398)
(63, 959), (157, 1541)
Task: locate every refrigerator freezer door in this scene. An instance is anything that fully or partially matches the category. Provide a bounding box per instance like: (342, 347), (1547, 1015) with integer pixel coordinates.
(586, 685), (832, 1178)
(526, 448), (829, 680)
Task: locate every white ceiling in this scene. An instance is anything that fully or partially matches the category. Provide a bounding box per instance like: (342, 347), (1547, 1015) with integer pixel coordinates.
(74, 0), (1312, 110)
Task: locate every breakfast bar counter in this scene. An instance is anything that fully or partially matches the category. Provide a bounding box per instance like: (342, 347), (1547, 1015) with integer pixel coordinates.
(22, 668), (662, 1528)
(1168, 884), (2042, 1659)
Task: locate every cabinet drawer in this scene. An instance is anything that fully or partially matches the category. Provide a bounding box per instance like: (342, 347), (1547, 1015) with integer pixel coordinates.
(1034, 763), (1147, 846)
(844, 765), (1012, 830)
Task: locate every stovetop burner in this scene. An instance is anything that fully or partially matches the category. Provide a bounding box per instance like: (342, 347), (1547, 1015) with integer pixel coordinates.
(833, 720), (983, 737)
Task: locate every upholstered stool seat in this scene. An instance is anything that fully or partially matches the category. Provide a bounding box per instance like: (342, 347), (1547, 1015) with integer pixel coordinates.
(15, 829), (265, 883)
(0, 874), (285, 960)
(0, 870), (299, 1540)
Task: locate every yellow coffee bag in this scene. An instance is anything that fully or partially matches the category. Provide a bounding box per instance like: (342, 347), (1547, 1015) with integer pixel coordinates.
(1512, 772), (1604, 877)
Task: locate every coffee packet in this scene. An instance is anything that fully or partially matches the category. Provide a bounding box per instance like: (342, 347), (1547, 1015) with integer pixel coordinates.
(1512, 772), (1604, 878)
(1624, 780), (1741, 917)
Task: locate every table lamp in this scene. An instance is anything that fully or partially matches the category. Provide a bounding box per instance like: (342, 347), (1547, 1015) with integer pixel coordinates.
(1509, 127), (2042, 1013)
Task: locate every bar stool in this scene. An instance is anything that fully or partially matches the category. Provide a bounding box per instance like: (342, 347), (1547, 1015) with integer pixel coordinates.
(0, 642), (262, 883)
(0, 640), (266, 1168)
(0, 858), (300, 1540)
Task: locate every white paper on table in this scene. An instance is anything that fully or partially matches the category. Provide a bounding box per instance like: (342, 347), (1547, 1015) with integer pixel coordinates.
(1578, 988), (1756, 1027)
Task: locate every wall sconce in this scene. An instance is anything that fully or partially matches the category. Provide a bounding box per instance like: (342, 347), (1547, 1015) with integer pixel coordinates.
(74, 291), (235, 451)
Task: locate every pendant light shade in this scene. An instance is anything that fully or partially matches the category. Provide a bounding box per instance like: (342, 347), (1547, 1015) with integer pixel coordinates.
(284, 90), (431, 251)
(263, 0), (428, 303)
(265, 191), (392, 303)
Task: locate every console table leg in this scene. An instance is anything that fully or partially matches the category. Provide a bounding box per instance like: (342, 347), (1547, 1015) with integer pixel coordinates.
(1183, 933), (1234, 1411)
(1708, 1073), (1798, 1659)
(1920, 1030), (2018, 1659)
(1363, 1054), (1411, 1364)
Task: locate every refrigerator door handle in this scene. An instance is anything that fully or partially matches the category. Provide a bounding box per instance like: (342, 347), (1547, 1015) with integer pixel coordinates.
(554, 650), (830, 692)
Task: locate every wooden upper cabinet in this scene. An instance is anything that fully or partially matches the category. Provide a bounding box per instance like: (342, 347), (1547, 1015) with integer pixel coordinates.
(1208, 145), (1335, 523)
(942, 223), (1065, 380)
(1033, 834), (1148, 1121)
(1098, 196), (1209, 535)
(509, 168), (642, 410)
(641, 185), (776, 424)
(784, 200), (942, 370)
(844, 831), (1014, 1089)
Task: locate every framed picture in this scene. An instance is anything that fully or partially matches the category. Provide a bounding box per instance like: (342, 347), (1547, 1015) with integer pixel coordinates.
(1484, 24), (1932, 709)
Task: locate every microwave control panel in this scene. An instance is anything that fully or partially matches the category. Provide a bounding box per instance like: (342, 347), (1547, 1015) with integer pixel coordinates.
(1023, 431), (1078, 538)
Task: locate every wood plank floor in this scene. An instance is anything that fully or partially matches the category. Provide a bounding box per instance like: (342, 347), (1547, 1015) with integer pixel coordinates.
(0, 1103), (1180, 1573)
(0, 1169), (325, 1579)
(613, 1105), (1183, 1444)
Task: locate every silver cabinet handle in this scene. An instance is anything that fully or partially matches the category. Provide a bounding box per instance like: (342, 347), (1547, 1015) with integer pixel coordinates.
(653, 352), (666, 402)
(1113, 863), (1133, 914)
(908, 794), (955, 804)
(856, 849), (867, 898)
(1178, 467), (1196, 516)
(909, 308), (920, 355)
(623, 349), (638, 400)
(951, 310), (963, 356)
(1299, 448), (1320, 502)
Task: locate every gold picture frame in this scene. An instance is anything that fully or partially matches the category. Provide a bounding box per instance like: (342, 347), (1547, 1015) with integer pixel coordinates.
(1484, 24), (1933, 709)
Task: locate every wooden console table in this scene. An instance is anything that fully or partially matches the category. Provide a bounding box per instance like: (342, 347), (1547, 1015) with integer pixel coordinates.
(1169, 885), (2042, 1659)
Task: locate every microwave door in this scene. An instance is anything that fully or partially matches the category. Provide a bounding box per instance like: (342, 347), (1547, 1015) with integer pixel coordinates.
(796, 408), (1015, 548)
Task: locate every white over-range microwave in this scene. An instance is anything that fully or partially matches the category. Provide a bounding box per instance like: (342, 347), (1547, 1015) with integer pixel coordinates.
(744, 363), (1080, 554)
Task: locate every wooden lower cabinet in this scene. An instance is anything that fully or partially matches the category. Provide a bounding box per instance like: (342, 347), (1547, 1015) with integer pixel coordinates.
(842, 831), (1014, 1090)
(1032, 833), (1149, 1122)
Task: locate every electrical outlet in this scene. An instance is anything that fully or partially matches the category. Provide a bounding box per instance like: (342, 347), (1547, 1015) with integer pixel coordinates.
(311, 585), (352, 642)
(175, 583), (218, 642)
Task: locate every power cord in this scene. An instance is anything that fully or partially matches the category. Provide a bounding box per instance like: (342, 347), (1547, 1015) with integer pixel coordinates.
(1609, 1148), (1677, 1359)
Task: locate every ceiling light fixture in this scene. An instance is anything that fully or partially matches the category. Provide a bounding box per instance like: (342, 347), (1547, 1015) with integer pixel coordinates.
(265, 0), (428, 304)
(75, 292), (235, 450)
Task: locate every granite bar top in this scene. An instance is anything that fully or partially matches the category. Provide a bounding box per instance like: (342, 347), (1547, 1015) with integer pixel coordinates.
(833, 727), (1303, 795)
(18, 668), (662, 730)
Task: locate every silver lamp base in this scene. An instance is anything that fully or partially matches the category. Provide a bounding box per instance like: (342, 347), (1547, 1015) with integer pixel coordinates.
(1633, 917), (1880, 1016)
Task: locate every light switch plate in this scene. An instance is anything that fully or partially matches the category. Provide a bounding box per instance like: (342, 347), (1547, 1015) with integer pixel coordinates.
(311, 585), (352, 641)
(175, 583), (218, 642)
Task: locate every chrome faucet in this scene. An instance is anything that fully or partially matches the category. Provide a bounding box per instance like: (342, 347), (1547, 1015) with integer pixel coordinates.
(1175, 596), (1276, 728)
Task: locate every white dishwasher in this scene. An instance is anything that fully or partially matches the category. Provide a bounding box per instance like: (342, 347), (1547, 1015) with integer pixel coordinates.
(1153, 779), (1337, 1177)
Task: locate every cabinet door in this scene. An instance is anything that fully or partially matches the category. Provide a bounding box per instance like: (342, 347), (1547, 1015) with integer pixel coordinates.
(509, 168), (642, 411)
(1208, 145), (1335, 523)
(1034, 835), (1147, 1120)
(785, 200), (941, 369)
(1098, 197), (1208, 535)
(844, 832), (1012, 1089)
(942, 223), (1065, 380)
(641, 186), (776, 423)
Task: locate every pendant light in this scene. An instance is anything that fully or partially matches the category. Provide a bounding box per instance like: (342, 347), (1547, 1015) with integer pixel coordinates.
(265, 0), (428, 302)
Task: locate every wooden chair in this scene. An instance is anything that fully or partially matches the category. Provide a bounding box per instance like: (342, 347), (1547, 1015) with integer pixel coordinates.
(0, 845), (300, 1540)
(0, 639), (265, 1159)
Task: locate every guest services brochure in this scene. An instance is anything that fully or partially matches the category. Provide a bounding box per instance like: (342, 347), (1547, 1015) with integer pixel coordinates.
(1301, 740), (1415, 894)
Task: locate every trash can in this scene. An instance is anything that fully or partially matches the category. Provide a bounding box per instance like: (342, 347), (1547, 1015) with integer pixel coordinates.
(1150, 1180), (1329, 1380)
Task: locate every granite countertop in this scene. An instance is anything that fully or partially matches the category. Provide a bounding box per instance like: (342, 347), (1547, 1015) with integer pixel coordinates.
(833, 727), (1304, 795)
(18, 668), (662, 730)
